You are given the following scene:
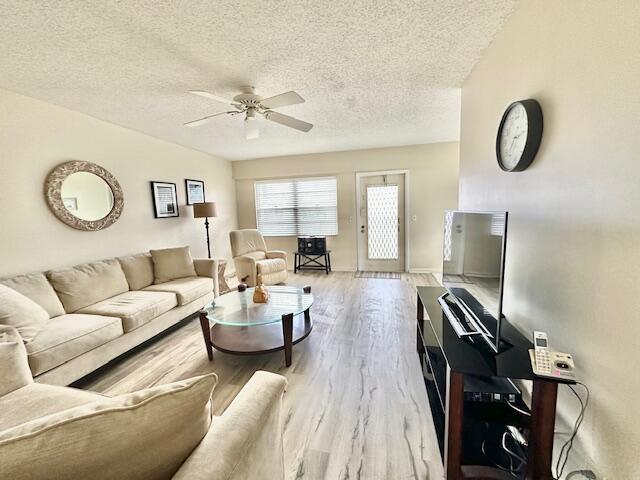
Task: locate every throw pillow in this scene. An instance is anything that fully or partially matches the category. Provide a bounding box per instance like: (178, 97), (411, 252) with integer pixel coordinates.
(0, 272), (65, 318)
(150, 246), (197, 284)
(0, 284), (49, 343)
(118, 253), (155, 290)
(0, 373), (218, 480)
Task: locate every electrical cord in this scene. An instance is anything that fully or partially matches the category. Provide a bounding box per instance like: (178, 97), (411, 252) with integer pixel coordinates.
(505, 400), (531, 417)
(553, 381), (590, 480)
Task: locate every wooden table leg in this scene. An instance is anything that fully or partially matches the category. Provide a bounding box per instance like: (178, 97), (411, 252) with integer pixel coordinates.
(445, 368), (464, 480)
(282, 313), (294, 367)
(526, 379), (558, 480)
(198, 310), (213, 361)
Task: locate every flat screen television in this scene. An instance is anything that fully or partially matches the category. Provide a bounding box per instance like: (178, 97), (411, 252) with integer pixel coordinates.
(440, 210), (508, 353)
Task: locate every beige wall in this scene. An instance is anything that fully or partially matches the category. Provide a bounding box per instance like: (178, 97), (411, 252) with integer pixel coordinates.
(0, 89), (237, 276)
(459, 1), (640, 477)
(232, 143), (459, 272)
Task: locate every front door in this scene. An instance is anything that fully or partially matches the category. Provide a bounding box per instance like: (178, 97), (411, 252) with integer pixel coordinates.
(357, 173), (405, 272)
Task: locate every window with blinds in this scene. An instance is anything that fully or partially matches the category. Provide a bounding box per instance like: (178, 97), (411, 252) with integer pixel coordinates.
(254, 177), (338, 237)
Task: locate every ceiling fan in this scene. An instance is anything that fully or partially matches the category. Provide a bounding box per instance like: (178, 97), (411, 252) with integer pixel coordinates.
(184, 86), (313, 140)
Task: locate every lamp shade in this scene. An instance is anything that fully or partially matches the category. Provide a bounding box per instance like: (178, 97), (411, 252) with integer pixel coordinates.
(193, 202), (217, 218)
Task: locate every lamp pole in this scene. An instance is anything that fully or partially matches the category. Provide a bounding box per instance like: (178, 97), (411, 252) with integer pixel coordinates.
(204, 217), (212, 259)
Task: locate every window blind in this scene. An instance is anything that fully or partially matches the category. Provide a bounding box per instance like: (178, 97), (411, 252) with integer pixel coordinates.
(490, 212), (506, 236)
(254, 177), (338, 237)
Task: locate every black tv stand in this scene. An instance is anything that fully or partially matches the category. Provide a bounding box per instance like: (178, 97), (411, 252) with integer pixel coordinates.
(417, 286), (575, 480)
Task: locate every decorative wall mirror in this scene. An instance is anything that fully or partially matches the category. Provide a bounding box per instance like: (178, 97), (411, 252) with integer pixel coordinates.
(45, 161), (124, 231)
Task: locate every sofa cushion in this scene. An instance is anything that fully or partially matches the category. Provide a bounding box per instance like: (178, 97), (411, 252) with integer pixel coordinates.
(1, 272), (65, 318)
(27, 314), (123, 376)
(0, 284), (49, 343)
(77, 291), (177, 333)
(118, 253), (155, 291)
(257, 258), (287, 275)
(150, 246), (197, 284)
(0, 374), (217, 480)
(0, 326), (34, 397)
(0, 383), (104, 431)
(47, 259), (130, 313)
(143, 276), (214, 306)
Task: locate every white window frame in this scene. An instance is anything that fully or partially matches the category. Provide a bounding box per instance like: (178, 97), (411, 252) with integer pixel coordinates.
(254, 176), (339, 237)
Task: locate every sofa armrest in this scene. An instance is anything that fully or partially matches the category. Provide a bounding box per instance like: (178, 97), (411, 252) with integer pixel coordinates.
(266, 250), (287, 260)
(0, 325), (33, 397)
(173, 371), (287, 480)
(193, 258), (220, 297)
(233, 255), (258, 287)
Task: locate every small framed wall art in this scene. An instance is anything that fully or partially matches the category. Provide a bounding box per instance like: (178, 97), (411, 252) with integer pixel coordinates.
(185, 179), (205, 205)
(150, 181), (179, 218)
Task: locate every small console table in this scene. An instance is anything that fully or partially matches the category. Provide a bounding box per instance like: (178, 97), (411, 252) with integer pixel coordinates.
(293, 250), (332, 274)
(416, 286), (574, 480)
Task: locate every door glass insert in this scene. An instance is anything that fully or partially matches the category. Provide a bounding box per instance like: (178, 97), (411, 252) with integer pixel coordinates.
(367, 184), (399, 259)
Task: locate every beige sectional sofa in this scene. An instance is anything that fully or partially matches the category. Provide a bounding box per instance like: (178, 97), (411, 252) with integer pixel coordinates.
(0, 247), (219, 386)
(0, 325), (287, 479)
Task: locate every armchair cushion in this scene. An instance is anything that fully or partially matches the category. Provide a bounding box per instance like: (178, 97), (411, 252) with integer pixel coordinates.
(118, 253), (155, 290)
(1, 272), (65, 318)
(0, 325), (33, 396)
(230, 229), (267, 257)
(0, 284), (49, 343)
(257, 258), (287, 275)
(0, 373), (217, 480)
(150, 246), (197, 284)
(144, 277), (214, 305)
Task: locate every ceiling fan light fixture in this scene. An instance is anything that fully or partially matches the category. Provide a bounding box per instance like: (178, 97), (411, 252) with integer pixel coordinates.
(244, 116), (259, 140)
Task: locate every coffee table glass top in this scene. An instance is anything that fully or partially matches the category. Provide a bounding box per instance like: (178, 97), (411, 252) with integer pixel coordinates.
(203, 285), (314, 327)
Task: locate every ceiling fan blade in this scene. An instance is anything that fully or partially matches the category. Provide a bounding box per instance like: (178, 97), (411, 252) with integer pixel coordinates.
(189, 90), (234, 105)
(183, 111), (233, 127)
(265, 111), (313, 132)
(260, 91), (305, 109)
(245, 117), (259, 140)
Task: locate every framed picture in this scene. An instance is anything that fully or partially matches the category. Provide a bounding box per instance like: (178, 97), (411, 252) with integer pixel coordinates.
(185, 179), (205, 205)
(62, 197), (78, 211)
(150, 181), (179, 218)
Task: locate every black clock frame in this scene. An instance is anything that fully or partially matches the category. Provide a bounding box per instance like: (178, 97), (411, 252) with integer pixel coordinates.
(496, 99), (543, 172)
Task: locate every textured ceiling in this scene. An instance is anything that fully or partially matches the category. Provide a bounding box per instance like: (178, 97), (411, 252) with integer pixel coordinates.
(0, 1), (517, 160)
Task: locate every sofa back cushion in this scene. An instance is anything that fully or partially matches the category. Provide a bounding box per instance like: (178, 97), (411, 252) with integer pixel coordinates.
(47, 259), (129, 313)
(0, 325), (34, 396)
(0, 285), (49, 344)
(0, 272), (65, 318)
(0, 373), (217, 480)
(150, 246), (197, 284)
(118, 253), (155, 291)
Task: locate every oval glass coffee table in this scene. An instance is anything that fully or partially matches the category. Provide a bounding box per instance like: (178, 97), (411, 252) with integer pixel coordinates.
(198, 285), (314, 367)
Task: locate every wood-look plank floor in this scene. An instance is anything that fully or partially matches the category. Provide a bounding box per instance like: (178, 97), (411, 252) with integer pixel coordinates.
(78, 272), (444, 480)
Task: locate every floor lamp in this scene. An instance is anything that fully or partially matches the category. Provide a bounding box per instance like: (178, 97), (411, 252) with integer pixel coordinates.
(193, 202), (217, 259)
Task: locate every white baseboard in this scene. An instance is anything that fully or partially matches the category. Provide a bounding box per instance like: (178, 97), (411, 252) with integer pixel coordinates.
(408, 268), (441, 274)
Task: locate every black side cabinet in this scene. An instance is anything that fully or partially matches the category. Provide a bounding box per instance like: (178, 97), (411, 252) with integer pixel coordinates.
(416, 286), (573, 480)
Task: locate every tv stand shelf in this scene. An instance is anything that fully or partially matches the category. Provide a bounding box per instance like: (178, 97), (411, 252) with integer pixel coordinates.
(417, 286), (574, 480)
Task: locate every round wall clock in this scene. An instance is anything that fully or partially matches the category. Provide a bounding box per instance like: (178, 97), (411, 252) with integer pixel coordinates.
(496, 99), (543, 172)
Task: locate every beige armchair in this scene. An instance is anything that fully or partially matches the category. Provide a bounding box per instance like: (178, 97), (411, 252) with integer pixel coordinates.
(229, 229), (287, 286)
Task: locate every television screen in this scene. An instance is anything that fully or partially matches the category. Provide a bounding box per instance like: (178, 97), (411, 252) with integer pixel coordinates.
(442, 211), (508, 352)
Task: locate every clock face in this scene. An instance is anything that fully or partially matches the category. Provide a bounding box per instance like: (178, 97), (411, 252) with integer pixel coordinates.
(499, 103), (529, 170)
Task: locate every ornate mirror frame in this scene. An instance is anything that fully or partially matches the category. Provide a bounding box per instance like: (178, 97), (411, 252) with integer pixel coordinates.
(44, 160), (124, 231)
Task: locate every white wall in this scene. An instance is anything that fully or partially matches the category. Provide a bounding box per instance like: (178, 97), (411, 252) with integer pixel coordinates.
(0, 89), (238, 276)
(232, 143), (459, 272)
(459, 1), (640, 477)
